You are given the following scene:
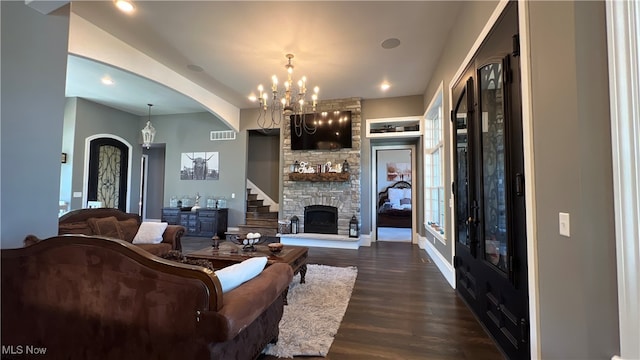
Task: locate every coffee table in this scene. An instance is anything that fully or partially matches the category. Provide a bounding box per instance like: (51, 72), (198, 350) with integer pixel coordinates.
(185, 242), (308, 284)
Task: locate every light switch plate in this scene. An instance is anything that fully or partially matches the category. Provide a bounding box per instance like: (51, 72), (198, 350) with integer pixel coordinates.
(559, 212), (570, 237)
(73, 191), (82, 198)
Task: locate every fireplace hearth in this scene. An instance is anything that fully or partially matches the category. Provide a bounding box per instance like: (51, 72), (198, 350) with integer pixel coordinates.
(304, 205), (338, 234)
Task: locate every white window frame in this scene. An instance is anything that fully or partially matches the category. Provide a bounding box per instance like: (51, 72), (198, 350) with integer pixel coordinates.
(424, 82), (446, 244)
(606, 0), (640, 358)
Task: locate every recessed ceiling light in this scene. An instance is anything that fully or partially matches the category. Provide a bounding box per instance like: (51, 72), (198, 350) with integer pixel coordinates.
(381, 82), (391, 91)
(101, 77), (115, 85)
(381, 38), (401, 50)
(114, 0), (135, 13)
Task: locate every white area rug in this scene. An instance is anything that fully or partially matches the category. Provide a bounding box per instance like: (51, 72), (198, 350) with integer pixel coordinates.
(263, 264), (357, 358)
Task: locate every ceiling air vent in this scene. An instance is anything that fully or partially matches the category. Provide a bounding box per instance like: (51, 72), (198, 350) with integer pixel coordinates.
(210, 130), (236, 141)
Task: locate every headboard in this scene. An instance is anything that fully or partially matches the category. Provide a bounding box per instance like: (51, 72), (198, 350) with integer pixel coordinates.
(378, 181), (412, 209)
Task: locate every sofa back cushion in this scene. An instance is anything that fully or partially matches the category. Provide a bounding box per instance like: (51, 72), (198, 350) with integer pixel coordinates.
(58, 222), (93, 236)
(88, 216), (124, 240)
(118, 218), (139, 242)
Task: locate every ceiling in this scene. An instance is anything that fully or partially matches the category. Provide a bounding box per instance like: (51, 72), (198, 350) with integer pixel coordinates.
(66, 1), (464, 117)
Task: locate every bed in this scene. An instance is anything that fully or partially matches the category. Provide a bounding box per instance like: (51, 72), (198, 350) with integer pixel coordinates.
(377, 181), (412, 228)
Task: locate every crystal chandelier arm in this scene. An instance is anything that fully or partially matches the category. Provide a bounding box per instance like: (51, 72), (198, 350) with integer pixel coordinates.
(270, 103), (281, 126)
(253, 54), (320, 134)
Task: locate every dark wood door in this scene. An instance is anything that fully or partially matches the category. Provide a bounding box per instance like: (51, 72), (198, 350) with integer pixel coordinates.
(88, 137), (128, 212)
(452, 3), (529, 359)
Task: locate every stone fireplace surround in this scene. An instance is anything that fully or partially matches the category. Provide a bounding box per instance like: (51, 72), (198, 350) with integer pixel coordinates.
(282, 98), (361, 237)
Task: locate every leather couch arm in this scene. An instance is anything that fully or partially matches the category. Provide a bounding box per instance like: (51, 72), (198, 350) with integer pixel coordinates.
(197, 263), (294, 342)
(162, 225), (185, 251)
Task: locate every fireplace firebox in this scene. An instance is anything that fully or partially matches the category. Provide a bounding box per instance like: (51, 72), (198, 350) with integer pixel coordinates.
(304, 205), (338, 234)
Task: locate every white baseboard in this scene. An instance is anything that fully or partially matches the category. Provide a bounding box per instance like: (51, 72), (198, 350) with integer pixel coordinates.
(418, 235), (455, 288)
(360, 233), (372, 247)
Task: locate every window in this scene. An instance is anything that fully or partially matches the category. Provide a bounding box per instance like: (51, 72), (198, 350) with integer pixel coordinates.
(424, 84), (445, 242)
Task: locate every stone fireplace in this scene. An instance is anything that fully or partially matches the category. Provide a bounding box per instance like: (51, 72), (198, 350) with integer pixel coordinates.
(282, 98), (361, 236)
(304, 205), (338, 234)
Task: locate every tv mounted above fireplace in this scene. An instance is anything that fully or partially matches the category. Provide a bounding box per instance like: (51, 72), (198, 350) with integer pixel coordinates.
(290, 111), (352, 150)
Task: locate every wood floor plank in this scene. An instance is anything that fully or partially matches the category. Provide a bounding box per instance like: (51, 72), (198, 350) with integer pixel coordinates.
(181, 238), (503, 359)
(251, 241), (505, 360)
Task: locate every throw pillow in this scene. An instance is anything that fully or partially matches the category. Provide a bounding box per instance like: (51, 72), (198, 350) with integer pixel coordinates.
(400, 198), (411, 205)
(87, 216), (125, 240)
(132, 222), (168, 245)
(59, 222), (93, 236)
(215, 257), (268, 293)
(118, 218), (139, 242)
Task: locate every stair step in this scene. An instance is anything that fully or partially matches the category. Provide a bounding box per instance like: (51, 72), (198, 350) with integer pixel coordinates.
(247, 199), (264, 207)
(245, 218), (278, 227)
(247, 193), (258, 201)
(246, 211), (278, 219)
(247, 205), (271, 212)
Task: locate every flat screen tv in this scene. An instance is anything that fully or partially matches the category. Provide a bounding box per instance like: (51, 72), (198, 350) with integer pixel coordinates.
(290, 111), (352, 150)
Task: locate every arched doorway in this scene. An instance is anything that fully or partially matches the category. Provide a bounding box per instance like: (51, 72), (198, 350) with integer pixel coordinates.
(86, 136), (130, 212)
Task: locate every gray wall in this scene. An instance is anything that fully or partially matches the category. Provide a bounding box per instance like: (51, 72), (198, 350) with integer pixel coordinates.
(422, 0), (500, 261)
(60, 98), (78, 210)
(69, 98), (143, 212)
(528, 1), (618, 357)
(1, 2), (70, 248)
(142, 146), (166, 220)
(157, 112), (248, 227)
(247, 131), (280, 201)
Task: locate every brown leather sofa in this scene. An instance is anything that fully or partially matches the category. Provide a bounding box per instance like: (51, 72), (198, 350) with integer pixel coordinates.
(1, 235), (293, 360)
(57, 207), (184, 255)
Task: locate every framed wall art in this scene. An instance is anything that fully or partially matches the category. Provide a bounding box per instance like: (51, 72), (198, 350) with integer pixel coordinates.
(180, 152), (219, 180)
(386, 162), (411, 182)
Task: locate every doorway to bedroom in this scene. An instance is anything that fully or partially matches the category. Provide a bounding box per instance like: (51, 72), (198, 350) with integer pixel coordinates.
(372, 145), (415, 243)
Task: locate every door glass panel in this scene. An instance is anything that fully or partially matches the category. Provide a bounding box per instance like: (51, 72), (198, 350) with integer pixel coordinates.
(479, 62), (508, 273)
(97, 145), (121, 209)
(455, 90), (469, 247)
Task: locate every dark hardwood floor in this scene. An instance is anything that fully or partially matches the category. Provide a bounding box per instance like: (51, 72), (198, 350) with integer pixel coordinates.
(181, 238), (504, 360)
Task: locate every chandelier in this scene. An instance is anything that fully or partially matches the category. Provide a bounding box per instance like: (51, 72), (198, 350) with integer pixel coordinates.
(141, 103), (156, 149)
(252, 54), (319, 134)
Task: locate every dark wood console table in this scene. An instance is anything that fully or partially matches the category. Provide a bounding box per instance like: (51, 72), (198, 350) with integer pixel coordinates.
(161, 208), (228, 238)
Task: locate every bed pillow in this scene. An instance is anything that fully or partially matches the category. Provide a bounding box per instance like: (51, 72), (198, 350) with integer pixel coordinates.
(388, 188), (404, 207)
(403, 188), (412, 200)
(132, 222), (168, 244)
(215, 257), (268, 293)
(400, 198), (411, 205)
